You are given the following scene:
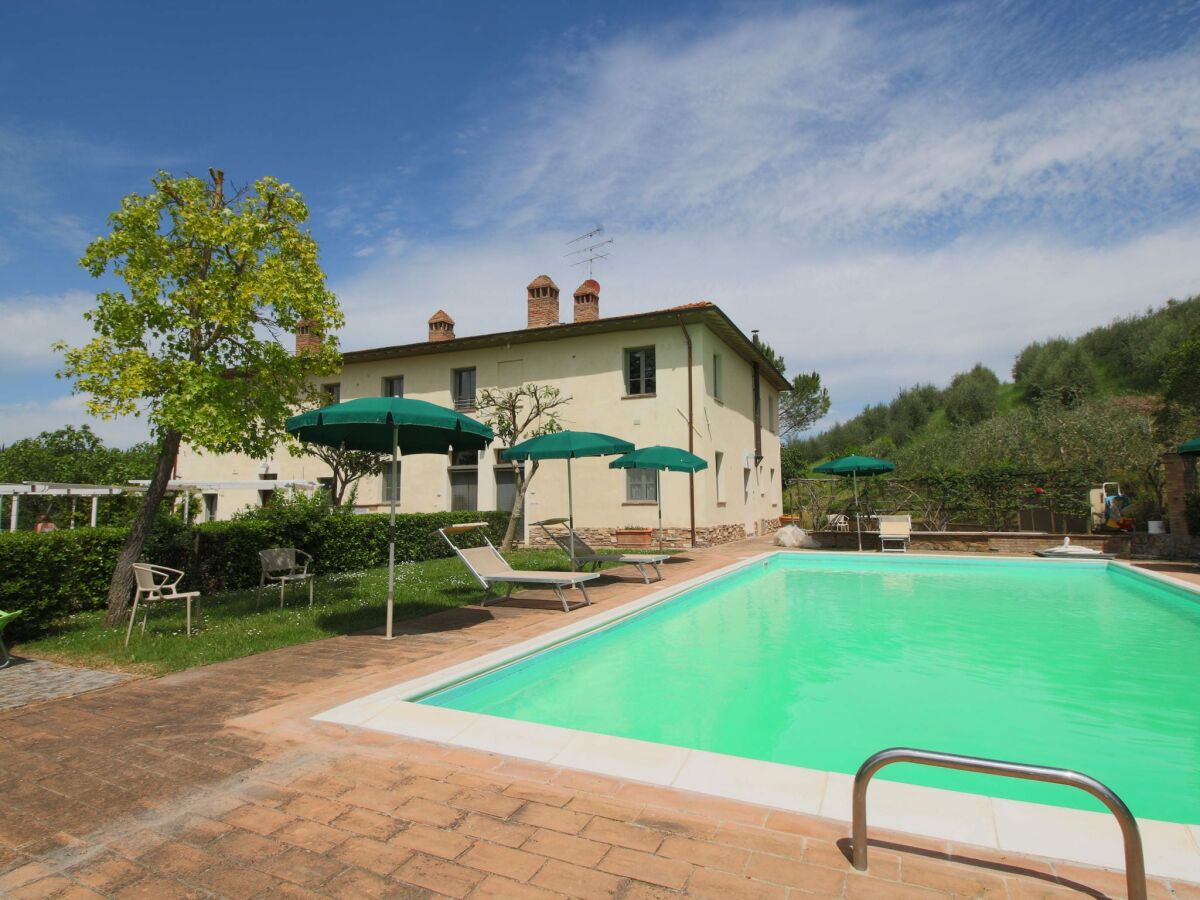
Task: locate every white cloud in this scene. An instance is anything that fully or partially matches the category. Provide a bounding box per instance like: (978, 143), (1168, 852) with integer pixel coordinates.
(332, 220), (1200, 429)
(465, 8), (1200, 241)
(0, 290), (95, 372)
(331, 4), (1200, 433)
(0, 394), (150, 448)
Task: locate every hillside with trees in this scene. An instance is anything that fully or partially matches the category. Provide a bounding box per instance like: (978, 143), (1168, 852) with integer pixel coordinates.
(785, 295), (1200, 526)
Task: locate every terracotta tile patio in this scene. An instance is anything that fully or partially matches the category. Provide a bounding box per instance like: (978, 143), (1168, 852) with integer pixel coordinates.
(2, 539), (1197, 898)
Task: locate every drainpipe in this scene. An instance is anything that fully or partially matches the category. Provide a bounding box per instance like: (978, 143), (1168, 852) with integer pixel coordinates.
(752, 363), (763, 464)
(677, 316), (697, 547)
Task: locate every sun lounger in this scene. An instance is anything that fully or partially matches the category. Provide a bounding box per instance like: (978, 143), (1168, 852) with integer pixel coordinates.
(437, 523), (601, 612)
(534, 518), (667, 584)
(0, 609), (22, 669)
(877, 515), (911, 553)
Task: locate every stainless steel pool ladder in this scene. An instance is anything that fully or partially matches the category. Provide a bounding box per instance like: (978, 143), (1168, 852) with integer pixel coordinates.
(851, 747), (1147, 900)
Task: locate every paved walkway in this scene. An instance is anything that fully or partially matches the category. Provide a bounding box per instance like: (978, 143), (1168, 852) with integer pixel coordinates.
(0, 657), (133, 710)
(1, 541), (1196, 898)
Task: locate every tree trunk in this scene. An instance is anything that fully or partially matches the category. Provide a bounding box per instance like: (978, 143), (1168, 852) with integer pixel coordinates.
(104, 430), (182, 626)
(501, 460), (538, 550)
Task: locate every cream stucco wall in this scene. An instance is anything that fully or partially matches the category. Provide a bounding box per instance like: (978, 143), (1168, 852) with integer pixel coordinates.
(176, 320), (782, 543)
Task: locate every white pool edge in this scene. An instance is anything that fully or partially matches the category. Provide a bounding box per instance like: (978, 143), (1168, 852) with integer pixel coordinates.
(315, 550), (1200, 882)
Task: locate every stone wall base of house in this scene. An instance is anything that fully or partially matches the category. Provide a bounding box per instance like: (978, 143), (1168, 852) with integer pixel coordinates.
(526, 519), (780, 550)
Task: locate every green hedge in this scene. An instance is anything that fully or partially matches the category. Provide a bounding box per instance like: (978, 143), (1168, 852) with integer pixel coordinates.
(0, 510), (509, 639)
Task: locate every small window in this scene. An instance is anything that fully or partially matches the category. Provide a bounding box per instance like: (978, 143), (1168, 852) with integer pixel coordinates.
(625, 347), (656, 396)
(712, 353), (723, 401)
(382, 376), (404, 398)
(625, 468), (658, 502)
(449, 449), (479, 467)
(453, 368), (477, 410)
(769, 468), (777, 505)
(203, 493), (219, 522)
(767, 392), (779, 434)
(382, 467), (401, 503)
(714, 452), (725, 504)
(322, 383), (341, 404)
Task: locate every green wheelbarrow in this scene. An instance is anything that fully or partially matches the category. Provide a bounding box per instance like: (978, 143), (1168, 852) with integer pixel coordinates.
(0, 609), (22, 669)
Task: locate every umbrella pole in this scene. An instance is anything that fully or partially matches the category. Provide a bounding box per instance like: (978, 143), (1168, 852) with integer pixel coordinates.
(853, 470), (862, 552)
(657, 470), (663, 553)
(567, 456), (576, 571)
(386, 425), (397, 640)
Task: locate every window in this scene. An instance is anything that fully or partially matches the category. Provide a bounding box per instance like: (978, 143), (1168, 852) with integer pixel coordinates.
(452, 368), (477, 410)
(712, 353), (723, 401)
(625, 347), (656, 396)
(382, 375), (404, 398)
(450, 470), (478, 511)
(769, 468), (777, 505)
(450, 449), (479, 467)
(381, 466), (401, 503)
(767, 392), (779, 434)
(714, 452), (725, 504)
(322, 383), (341, 404)
(625, 468), (658, 502)
(203, 493), (218, 522)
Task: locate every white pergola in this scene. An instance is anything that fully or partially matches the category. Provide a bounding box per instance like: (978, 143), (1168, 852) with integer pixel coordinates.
(1, 482), (136, 532)
(129, 479), (320, 521)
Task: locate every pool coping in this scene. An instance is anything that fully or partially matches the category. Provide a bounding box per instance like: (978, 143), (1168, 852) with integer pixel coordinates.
(314, 549), (1200, 882)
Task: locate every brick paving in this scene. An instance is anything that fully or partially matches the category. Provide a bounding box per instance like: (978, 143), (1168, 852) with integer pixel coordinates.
(1, 541), (1197, 898)
(0, 657), (133, 710)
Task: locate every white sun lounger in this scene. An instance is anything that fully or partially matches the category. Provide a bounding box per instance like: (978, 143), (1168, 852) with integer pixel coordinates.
(877, 515), (912, 553)
(437, 522), (600, 612)
(534, 518), (668, 584)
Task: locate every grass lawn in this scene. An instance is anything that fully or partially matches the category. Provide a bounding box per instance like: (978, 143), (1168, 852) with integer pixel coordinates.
(16, 548), (607, 675)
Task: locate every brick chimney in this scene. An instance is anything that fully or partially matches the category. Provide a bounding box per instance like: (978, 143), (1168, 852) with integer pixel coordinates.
(428, 310), (455, 342)
(527, 275), (560, 328)
(573, 279), (600, 323)
(295, 319), (321, 354)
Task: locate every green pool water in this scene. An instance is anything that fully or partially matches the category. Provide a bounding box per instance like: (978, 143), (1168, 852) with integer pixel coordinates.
(422, 553), (1200, 823)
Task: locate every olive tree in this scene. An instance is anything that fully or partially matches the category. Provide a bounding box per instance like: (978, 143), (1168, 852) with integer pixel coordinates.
(56, 169), (343, 624)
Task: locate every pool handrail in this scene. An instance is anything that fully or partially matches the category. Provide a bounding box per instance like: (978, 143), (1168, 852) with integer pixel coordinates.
(850, 747), (1146, 900)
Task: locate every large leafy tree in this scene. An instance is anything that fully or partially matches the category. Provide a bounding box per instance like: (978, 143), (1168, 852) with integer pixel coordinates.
(476, 384), (569, 550)
(56, 169), (343, 624)
(0, 425), (158, 528)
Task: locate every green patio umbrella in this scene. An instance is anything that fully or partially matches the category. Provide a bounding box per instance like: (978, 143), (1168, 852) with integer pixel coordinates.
(812, 455), (896, 551)
(609, 446), (708, 552)
(287, 397), (493, 639)
(503, 431), (633, 568)
(1179, 438), (1200, 456)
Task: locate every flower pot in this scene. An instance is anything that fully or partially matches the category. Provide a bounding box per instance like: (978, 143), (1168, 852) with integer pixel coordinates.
(615, 528), (654, 546)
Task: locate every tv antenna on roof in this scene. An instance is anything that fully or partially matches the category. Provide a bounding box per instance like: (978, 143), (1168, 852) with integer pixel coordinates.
(565, 225), (613, 278)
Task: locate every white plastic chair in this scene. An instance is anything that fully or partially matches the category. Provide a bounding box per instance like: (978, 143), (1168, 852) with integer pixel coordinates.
(259, 548), (314, 608)
(826, 513), (850, 532)
(127, 564), (201, 646)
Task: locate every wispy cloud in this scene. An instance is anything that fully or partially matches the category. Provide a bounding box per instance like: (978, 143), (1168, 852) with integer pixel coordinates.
(462, 6), (1200, 243)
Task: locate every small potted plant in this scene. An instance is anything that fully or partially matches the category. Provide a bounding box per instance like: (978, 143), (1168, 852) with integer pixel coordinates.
(614, 525), (654, 546)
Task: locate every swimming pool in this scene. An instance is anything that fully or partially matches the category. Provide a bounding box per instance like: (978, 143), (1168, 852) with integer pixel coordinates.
(420, 553), (1200, 824)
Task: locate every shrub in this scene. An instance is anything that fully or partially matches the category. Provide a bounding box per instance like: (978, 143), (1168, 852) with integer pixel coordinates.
(0, 509), (508, 639)
(1186, 491), (1200, 536)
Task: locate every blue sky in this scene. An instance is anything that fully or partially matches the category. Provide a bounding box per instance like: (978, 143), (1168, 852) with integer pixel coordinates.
(2, 0), (1199, 446)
